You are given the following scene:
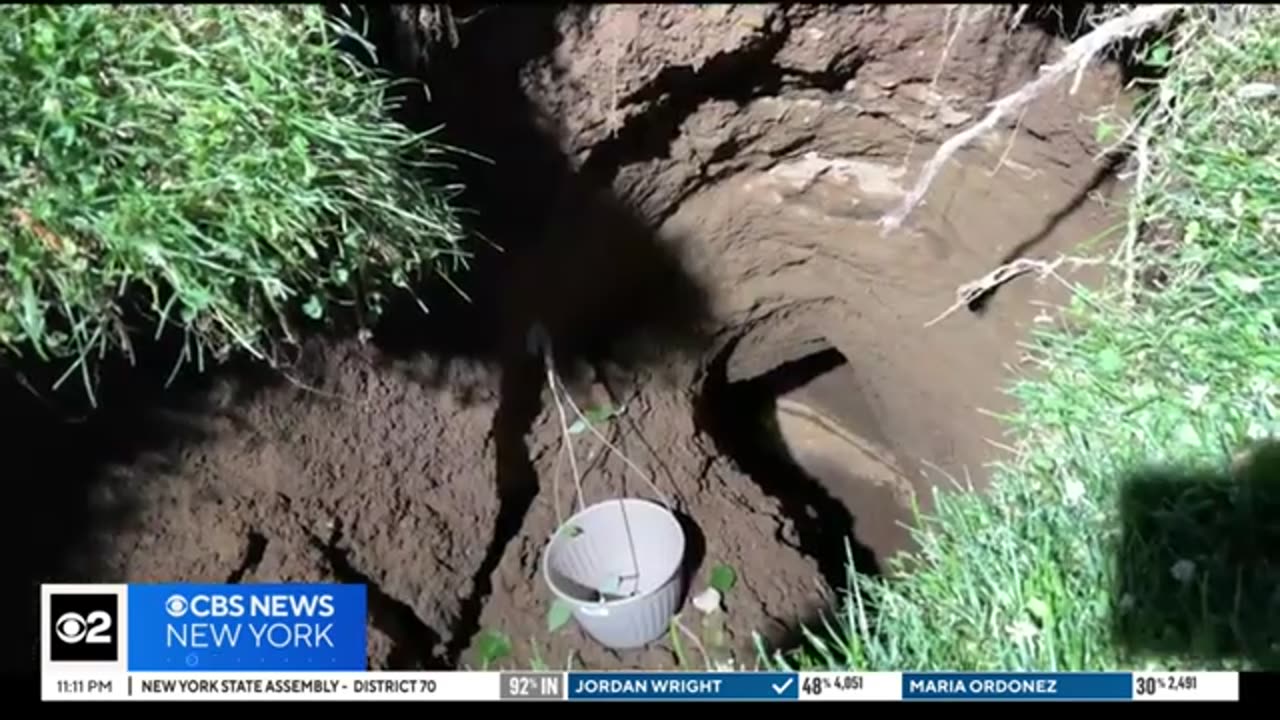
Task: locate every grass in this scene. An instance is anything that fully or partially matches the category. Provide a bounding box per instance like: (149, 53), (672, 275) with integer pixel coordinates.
(0, 5), (469, 402)
(766, 5), (1280, 672)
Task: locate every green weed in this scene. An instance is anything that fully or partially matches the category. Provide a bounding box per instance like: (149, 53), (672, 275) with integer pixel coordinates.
(0, 5), (470, 401)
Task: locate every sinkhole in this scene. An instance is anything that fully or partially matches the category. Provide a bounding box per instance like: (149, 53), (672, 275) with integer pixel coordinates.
(697, 340), (919, 593)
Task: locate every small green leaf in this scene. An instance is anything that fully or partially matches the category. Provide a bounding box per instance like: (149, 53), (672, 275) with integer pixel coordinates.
(1148, 43), (1171, 66)
(569, 404), (620, 435)
(1096, 347), (1124, 376)
(474, 629), (512, 668)
(709, 563), (737, 594)
(560, 524), (584, 539)
(1094, 120), (1114, 144)
(547, 599), (574, 633)
(302, 295), (324, 320)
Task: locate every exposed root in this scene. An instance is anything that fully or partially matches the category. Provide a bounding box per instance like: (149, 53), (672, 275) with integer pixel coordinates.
(925, 255), (1103, 328)
(1009, 4), (1031, 31)
(418, 4), (461, 55)
(901, 4), (968, 170)
(1119, 125), (1152, 305)
(1107, 13), (1191, 304)
(986, 104), (1030, 177)
(879, 4), (1185, 235)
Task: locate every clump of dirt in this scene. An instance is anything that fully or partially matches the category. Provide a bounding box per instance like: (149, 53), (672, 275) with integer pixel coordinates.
(18, 4), (1135, 671)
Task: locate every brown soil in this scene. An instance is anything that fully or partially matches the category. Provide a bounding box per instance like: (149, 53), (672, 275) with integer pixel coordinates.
(15, 4), (1135, 672)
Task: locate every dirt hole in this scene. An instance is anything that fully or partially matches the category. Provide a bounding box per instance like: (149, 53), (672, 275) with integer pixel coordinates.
(699, 342), (917, 592)
(12, 4), (1136, 672)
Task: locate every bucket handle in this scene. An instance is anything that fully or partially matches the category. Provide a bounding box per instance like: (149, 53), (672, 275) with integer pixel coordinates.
(531, 323), (675, 514)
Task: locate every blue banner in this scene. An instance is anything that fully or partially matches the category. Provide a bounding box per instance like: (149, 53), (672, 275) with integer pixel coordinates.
(568, 672), (799, 700)
(126, 583), (367, 671)
(903, 672), (1133, 701)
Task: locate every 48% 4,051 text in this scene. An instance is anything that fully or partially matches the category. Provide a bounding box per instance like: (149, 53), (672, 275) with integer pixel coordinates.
(801, 675), (864, 696)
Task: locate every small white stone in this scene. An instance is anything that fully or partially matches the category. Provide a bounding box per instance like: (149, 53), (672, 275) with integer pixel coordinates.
(1232, 275), (1263, 294)
(1170, 559), (1195, 583)
(1186, 383), (1210, 410)
(692, 587), (722, 614)
(1063, 478), (1087, 506)
(1236, 82), (1277, 101)
(1006, 619), (1038, 642)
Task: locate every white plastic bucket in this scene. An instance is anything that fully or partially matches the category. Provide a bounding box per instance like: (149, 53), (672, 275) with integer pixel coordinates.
(542, 497), (686, 649)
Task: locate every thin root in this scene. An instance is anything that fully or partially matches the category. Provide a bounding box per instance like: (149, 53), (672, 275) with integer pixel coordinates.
(879, 4), (1184, 235)
(924, 255), (1101, 328)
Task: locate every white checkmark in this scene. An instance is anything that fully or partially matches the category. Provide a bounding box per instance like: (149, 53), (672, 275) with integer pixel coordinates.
(772, 678), (794, 694)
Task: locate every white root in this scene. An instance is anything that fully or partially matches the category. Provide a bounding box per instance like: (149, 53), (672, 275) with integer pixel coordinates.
(879, 4), (1185, 235)
(923, 255), (1102, 328)
(1120, 125), (1152, 305)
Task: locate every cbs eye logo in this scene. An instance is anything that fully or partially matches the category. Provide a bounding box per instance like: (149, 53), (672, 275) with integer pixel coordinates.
(49, 593), (118, 662)
(164, 595), (188, 617)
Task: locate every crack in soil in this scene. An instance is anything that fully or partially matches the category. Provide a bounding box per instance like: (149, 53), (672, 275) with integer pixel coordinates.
(225, 530), (267, 584)
(442, 356), (543, 664)
(309, 526), (449, 671)
(581, 12), (859, 188)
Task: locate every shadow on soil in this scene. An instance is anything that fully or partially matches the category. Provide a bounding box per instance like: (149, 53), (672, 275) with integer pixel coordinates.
(673, 509), (709, 617)
(696, 338), (889, 658)
(330, 4), (718, 664)
(311, 528), (450, 670)
(1113, 439), (1280, 669)
(4, 334), (286, 671)
(967, 154), (1124, 314)
(333, 3), (716, 377)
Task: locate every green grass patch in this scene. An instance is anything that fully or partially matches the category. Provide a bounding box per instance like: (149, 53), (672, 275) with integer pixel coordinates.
(766, 6), (1280, 671)
(0, 5), (469, 400)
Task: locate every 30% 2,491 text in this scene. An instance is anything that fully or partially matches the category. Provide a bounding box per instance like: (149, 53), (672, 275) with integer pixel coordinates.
(1135, 674), (1198, 697)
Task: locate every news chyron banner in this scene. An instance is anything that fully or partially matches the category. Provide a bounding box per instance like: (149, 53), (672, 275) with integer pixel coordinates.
(42, 583), (1243, 702)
